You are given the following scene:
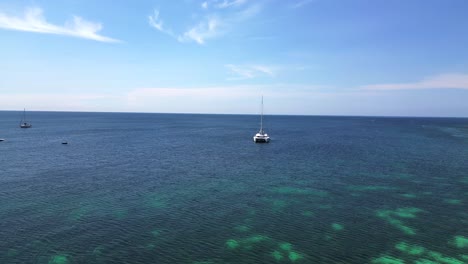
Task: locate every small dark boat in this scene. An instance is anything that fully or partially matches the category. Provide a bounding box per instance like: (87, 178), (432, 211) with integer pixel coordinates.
(62, 141), (68, 145)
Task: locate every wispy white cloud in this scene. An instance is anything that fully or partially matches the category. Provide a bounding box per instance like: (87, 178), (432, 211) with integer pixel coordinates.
(225, 64), (276, 80)
(361, 73), (468, 90)
(148, 9), (176, 38)
(0, 7), (119, 42)
(148, 9), (163, 31)
(216, 0), (248, 9)
(226, 64), (255, 79)
(201, 2), (209, 9)
(180, 3), (260, 44)
(178, 17), (221, 44)
(290, 0), (316, 9)
(150, 2), (261, 45)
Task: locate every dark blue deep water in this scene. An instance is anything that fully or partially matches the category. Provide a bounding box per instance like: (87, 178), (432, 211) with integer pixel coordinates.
(1, 111), (468, 264)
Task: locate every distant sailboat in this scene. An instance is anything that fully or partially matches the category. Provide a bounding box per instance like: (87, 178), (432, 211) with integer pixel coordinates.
(253, 96), (270, 143)
(20, 108), (32, 128)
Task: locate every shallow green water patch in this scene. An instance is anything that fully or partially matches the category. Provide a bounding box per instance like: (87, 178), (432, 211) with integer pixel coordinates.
(143, 228), (169, 250)
(226, 239), (240, 250)
(460, 177), (468, 184)
(371, 255), (404, 264)
(426, 251), (465, 264)
(301, 211), (314, 217)
(92, 246), (104, 255)
(274, 242), (305, 262)
(376, 207), (424, 235)
(147, 198), (168, 208)
(225, 235), (307, 262)
(112, 208), (128, 219)
(288, 251), (304, 262)
(331, 223), (344, 231)
(349, 185), (398, 192)
(145, 243), (156, 250)
(48, 254), (69, 264)
(69, 205), (92, 221)
(262, 198), (289, 211)
(392, 241), (465, 264)
(145, 193), (169, 209)
(279, 242), (293, 251)
(244, 235), (269, 244)
(271, 186), (328, 197)
(395, 241), (425, 255)
(414, 259), (438, 264)
(451, 236), (468, 249)
(400, 193), (418, 199)
(393, 207), (424, 218)
(272, 200), (288, 211)
(444, 199), (462, 205)
(151, 229), (163, 237)
(271, 250), (284, 261)
(318, 204), (333, 210)
(225, 235), (271, 251)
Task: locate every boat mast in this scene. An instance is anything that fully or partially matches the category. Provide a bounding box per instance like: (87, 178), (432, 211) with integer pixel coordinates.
(260, 96), (263, 133)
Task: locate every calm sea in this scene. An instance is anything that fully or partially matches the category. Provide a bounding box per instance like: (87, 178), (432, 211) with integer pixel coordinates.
(1, 111), (467, 264)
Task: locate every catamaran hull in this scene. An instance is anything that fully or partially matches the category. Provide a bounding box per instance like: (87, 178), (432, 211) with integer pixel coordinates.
(253, 137), (270, 143)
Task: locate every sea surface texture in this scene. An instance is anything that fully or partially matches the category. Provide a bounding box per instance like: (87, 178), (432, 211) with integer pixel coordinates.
(1, 111), (468, 264)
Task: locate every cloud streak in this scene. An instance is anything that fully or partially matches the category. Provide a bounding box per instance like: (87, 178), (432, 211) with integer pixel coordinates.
(226, 64), (276, 80)
(216, 0), (248, 9)
(179, 4), (260, 44)
(361, 73), (468, 90)
(290, 0), (316, 9)
(178, 17), (221, 44)
(0, 7), (119, 42)
(148, 9), (163, 31)
(149, 2), (261, 45)
(148, 9), (177, 38)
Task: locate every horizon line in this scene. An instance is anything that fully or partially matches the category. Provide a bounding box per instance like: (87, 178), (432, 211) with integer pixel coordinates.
(0, 109), (467, 119)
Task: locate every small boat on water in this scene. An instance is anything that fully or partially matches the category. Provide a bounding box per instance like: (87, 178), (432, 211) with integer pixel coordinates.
(62, 141), (68, 145)
(20, 108), (32, 128)
(253, 96), (270, 143)
(0, 139), (5, 142)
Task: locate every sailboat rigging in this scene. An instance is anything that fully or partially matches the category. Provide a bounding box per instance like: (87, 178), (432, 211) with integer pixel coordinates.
(253, 96), (270, 143)
(20, 108), (32, 128)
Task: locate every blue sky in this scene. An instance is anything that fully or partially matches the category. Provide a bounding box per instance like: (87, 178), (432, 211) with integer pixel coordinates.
(1, 0), (468, 116)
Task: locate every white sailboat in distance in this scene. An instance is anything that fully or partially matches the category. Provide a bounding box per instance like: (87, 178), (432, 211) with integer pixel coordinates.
(20, 108), (32, 128)
(253, 96), (270, 143)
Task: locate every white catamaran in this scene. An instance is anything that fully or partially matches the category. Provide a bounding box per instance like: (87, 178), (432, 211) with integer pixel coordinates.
(20, 108), (32, 128)
(253, 96), (270, 143)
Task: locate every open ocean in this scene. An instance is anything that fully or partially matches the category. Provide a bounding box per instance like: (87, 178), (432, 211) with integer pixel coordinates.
(1, 111), (467, 264)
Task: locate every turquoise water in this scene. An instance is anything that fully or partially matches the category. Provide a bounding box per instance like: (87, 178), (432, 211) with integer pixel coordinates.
(1, 112), (467, 263)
